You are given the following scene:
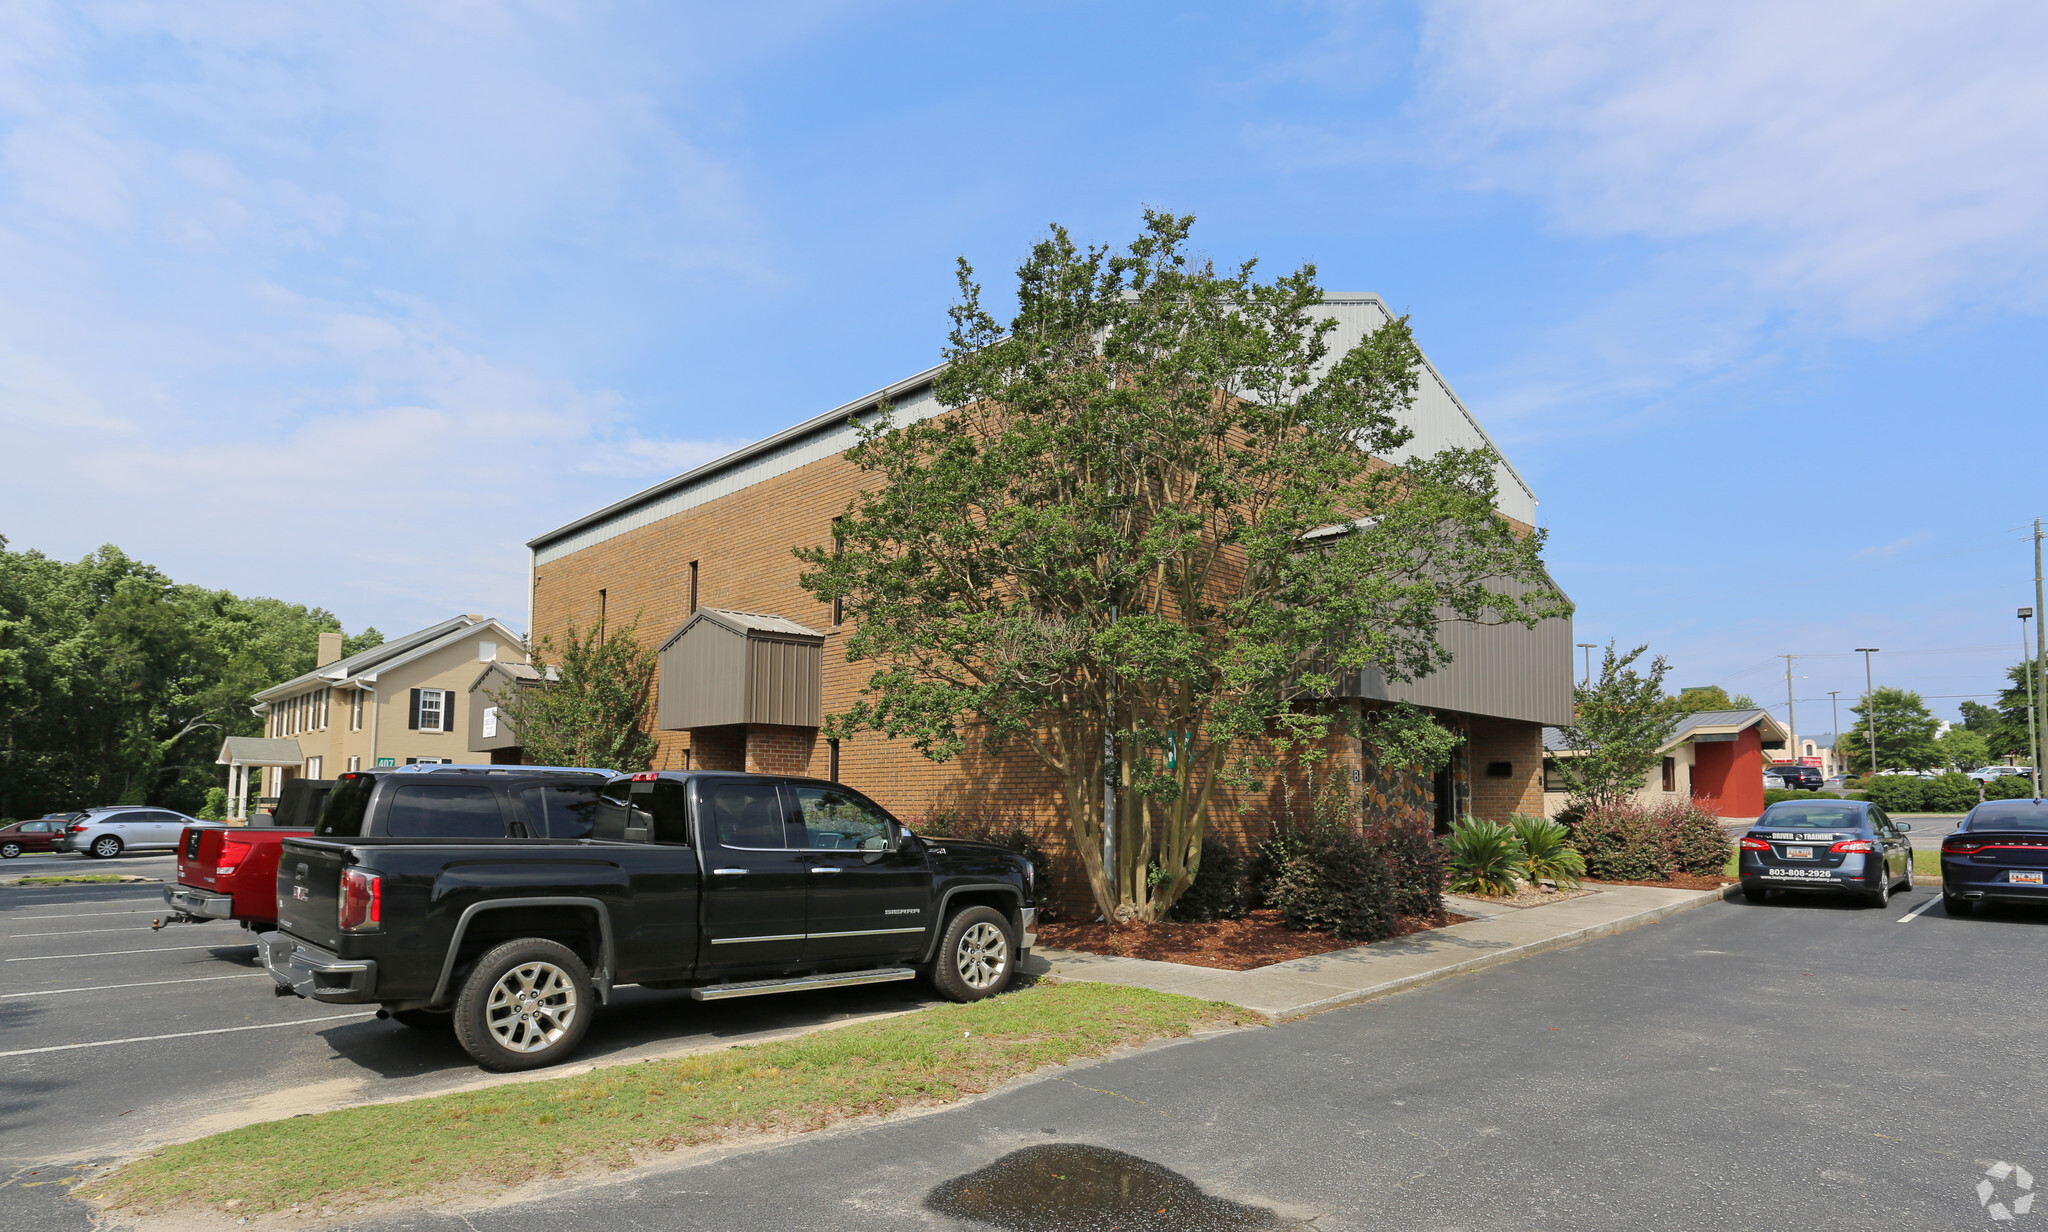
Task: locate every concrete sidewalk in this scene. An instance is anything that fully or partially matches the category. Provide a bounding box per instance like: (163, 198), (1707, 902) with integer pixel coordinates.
(1022, 882), (1727, 1018)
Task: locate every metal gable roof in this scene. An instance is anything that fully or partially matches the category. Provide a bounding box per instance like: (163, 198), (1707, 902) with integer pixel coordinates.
(657, 607), (825, 653)
(527, 294), (1540, 565)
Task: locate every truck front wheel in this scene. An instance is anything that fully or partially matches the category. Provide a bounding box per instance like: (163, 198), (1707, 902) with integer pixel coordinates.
(929, 906), (1016, 1003)
(452, 938), (594, 1071)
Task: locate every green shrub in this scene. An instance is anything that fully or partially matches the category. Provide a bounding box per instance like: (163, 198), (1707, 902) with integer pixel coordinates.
(1657, 800), (1733, 875)
(1510, 813), (1585, 890)
(1919, 772), (1982, 814)
(1248, 828), (1315, 910)
(1166, 836), (1249, 922)
(1984, 773), (2039, 801)
(1265, 828), (1397, 941)
(1363, 816), (1446, 917)
(1445, 817), (1525, 896)
(1860, 775), (1926, 813)
(1569, 805), (1668, 880)
(197, 787), (228, 822)
(1762, 787), (1844, 807)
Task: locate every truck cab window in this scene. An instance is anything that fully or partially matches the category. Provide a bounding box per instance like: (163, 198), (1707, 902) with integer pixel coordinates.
(316, 776), (375, 837)
(706, 782), (788, 849)
(788, 785), (893, 851)
(385, 784), (505, 838)
(645, 780), (691, 845)
(515, 784), (605, 839)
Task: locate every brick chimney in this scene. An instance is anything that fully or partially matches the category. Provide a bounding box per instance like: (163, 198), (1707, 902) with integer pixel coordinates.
(317, 631), (345, 667)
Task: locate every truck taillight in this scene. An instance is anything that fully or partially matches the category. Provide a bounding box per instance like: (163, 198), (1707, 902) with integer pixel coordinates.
(339, 867), (381, 931)
(217, 838), (253, 876)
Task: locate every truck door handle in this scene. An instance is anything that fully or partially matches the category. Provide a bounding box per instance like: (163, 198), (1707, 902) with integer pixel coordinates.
(711, 868), (749, 876)
(810, 867), (842, 874)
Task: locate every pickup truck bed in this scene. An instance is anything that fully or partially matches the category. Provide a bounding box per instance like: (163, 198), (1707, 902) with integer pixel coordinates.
(263, 767), (1036, 1070)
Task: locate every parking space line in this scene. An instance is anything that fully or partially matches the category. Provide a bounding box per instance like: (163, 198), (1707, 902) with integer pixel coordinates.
(4, 943), (256, 962)
(5, 923), (233, 939)
(0, 1012), (377, 1058)
(1, 910), (156, 922)
(0, 973), (271, 999)
(1897, 896), (1942, 924)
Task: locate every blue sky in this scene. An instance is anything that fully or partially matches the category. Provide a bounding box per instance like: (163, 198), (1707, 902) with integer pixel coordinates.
(4, 1), (2046, 735)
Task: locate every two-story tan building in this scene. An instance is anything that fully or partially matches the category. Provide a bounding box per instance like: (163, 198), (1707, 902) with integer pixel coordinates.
(233, 616), (526, 815)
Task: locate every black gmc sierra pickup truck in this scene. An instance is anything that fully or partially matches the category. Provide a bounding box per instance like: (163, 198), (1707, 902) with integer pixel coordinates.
(263, 766), (1038, 1070)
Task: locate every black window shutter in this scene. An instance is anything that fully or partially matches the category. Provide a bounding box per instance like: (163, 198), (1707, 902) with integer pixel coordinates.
(409, 688), (422, 730)
(443, 690), (457, 733)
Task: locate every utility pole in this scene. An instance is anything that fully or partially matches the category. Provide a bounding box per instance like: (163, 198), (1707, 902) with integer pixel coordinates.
(1780, 654), (1798, 771)
(1828, 690), (1841, 779)
(2022, 608), (2039, 797)
(1576, 643), (1597, 686)
(1856, 648), (1881, 774)
(2036, 519), (2046, 798)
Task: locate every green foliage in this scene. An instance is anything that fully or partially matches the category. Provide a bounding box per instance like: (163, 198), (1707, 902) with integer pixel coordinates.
(1660, 801), (1732, 875)
(1984, 773), (2039, 800)
(1549, 642), (1682, 811)
(487, 620), (658, 773)
(1568, 805), (1669, 881)
(1265, 827), (1398, 941)
(1919, 771), (1982, 813)
(1510, 813), (1585, 890)
(794, 213), (1565, 923)
(1860, 774), (1925, 813)
(0, 539), (374, 818)
(1674, 685), (1757, 710)
(1937, 727), (1991, 773)
(1364, 816), (1446, 917)
(197, 787), (228, 821)
(1445, 816), (1525, 896)
(1976, 658), (2044, 762)
(1164, 836), (1249, 922)
(1840, 687), (1942, 774)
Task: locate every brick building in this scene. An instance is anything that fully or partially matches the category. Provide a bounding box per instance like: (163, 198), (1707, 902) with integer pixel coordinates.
(526, 295), (1573, 909)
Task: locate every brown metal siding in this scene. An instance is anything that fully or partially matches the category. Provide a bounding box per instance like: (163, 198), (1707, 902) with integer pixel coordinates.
(658, 621), (749, 729)
(747, 637), (823, 727)
(1343, 577), (1574, 726)
(468, 667), (523, 752)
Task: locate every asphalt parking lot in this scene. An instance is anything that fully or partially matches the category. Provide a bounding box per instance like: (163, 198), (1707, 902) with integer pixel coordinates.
(0, 874), (949, 1172)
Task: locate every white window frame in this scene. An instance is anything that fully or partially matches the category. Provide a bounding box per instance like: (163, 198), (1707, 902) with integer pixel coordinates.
(418, 689), (445, 733)
(347, 755), (360, 772)
(307, 756), (322, 780)
(351, 690), (364, 731)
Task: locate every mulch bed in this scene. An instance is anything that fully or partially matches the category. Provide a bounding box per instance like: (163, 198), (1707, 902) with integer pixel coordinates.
(1033, 907), (1473, 972)
(1584, 873), (1734, 892)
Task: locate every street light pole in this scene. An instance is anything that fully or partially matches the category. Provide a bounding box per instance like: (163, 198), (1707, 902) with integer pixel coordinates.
(1855, 648), (1881, 774)
(1576, 643), (1597, 686)
(2022, 609), (2039, 797)
(2035, 519), (2046, 798)
(1780, 654), (1798, 771)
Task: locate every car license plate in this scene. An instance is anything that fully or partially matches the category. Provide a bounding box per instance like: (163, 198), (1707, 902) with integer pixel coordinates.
(1785, 846), (1813, 859)
(2012, 871), (2045, 885)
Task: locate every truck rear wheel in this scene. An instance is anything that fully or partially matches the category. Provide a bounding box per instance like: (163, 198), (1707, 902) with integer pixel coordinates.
(929, 906), (1016, 1003)
(452, 939), (594, 1071)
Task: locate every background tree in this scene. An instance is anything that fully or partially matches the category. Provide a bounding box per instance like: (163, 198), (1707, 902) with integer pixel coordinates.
(488, 619), (657, 772)
(1937, 727), (1991, 773)
(1673, 684), (1758, 710)
(1549, 642), (1682, 811)
(0, 536), (376, 819)
(798, 213), (1566, 922)
(1969, 658), (2044, 764)
(1840, 686), (1942, 773)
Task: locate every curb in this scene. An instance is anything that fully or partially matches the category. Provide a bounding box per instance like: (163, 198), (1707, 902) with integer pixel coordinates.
(1267, 886), (1733, 1020)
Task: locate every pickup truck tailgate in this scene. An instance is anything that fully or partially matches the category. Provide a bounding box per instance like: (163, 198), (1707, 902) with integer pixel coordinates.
(276, 839), (350, 950)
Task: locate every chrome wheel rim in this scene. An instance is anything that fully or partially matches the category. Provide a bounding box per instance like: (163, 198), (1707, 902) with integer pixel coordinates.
(93, 837), (119, 858)
(955, 921), (1008, 990)
(484, 960), (578, 1054)
(1, 843), (18, 858)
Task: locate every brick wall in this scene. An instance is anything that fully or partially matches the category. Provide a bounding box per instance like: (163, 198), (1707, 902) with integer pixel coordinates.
(1465, 716), (1544, 820)
(745, 724), (817, 775)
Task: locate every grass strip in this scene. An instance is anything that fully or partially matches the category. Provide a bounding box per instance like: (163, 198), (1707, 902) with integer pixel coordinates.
(87, 981), (1252, 1216)
(12, 873), (132, 885)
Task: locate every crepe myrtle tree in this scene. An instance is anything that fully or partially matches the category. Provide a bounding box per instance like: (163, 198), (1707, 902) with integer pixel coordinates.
(1547, 641), (1681, 813)
(488, 618), (657, 774)
(795, 213), (1568, 923)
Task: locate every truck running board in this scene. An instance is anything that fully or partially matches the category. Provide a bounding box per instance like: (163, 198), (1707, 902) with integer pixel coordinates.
(688, 967), (918, 1001)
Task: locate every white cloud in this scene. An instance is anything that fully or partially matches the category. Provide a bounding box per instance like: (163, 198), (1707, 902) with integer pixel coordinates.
(1415, 0), (2048, 327)
(1854, 533), (1934, 562)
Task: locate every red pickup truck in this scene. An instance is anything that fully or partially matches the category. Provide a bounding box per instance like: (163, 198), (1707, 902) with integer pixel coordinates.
(158, 780), (330, 931)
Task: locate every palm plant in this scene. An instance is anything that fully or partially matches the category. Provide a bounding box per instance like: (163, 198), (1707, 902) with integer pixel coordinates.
(1511, 813), (1586, 890)
(1445, 817), (1525, 897)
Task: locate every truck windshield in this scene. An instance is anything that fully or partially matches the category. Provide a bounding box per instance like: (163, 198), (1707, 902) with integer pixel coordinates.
(315, 776), (374, 837)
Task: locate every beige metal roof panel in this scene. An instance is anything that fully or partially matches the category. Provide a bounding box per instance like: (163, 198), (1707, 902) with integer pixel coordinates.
(217, 736), (305, 766)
